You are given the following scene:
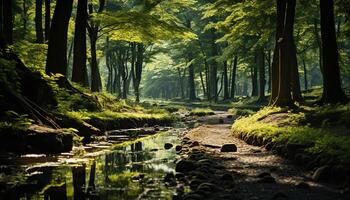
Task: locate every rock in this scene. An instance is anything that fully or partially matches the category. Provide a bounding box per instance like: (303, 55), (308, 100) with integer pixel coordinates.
(219, 118), (224, 123)
(296, 182), (310, 190)
(272, 192), (288, 200)
(176, 160), (196, 173)
(220, 144), (237, 152)
(189, 179), (202, 190)
(197, 182), (220, 192)
(150, 148), (158, 152)
(190, 141), (200, 147)
(164, 143), (173, 150)
(312, 165), (331, 182)
(257, 175), (276, 184)
(257, 172), (271, 178)
(227, 115), (233, 119)
(176, 145), (182, 152)
(154, 125), (160, 131)
(183, 193), (203, 200)
(222, 173), (234, 181)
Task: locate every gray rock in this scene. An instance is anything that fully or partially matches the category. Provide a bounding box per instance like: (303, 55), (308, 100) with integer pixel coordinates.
(175, 145), (182, 152)
(221, 144), (237, 152)
(197, 182), (220, 192)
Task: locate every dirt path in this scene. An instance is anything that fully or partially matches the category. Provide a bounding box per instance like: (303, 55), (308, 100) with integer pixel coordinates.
(179, 112), (348, 200)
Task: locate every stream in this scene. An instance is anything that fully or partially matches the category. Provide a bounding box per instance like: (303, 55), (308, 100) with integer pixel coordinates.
(0, 127), (186, 200)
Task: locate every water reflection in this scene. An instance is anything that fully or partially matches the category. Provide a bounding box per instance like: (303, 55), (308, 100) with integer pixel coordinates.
(1, 132), (179, 200)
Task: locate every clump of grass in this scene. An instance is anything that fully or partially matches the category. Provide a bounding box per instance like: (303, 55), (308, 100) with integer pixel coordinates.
(232, 107), (350, 164)
(228, 108), (255, 116)
(189, 108), (215, 116)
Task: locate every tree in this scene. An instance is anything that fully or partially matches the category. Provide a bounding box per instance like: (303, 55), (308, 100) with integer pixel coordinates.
(319, 0), (347, 103)
(3, 0), (13, 45)
(72, 0), (89, 87)
(46, 0), (73, 75)
(44, 0), (51, 42)
(35, 0), (44, 43)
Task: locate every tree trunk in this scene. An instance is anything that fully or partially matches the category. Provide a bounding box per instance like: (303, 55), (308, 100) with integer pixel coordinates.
(251, 55), (258, 97)
(302, 59), (308, 90)
(319, 0), (347, 103)
(188, 58), (196, 101)
(267, 50), (272, 93)
(290, 38), (302, 102)
(223, 61), (229, 100)
(258, 47), (266, 102)
(35, 0), (44, 43)
(72, 0), (88, 87)
(230, 56), (238, 99)
(269, 0), (286, 105)
(22, 0), (28, 32)
(3, 0), (13, 45)
(90, 36), (102, 92)
(46, 0), (73, 75)
(134, 44), (144, 102)
(274, 0), (295, 107)
(0, 0), (3, 47)
(44, 0), (51, 42)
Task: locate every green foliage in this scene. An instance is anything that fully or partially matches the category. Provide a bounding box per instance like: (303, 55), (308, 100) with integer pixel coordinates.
(0, 57), (20, 92)
(190, 108), (214, 116)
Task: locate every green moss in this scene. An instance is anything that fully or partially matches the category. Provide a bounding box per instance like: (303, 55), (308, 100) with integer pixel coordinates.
(232, 107), (350, 164)
(227, 108), (255, 116)
(189, 108), (215, 116)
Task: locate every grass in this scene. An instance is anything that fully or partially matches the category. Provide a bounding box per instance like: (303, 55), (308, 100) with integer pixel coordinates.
(232, 106), (350, 164)
(189, 108), (215, 116)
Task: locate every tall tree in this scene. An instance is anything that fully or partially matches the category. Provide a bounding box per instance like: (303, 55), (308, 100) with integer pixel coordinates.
(44, 0), (51, 42)
(319, 0), (347, 103)
(35, 0), (44, 43)
(3, 0), (13, 45)
(87, 0), (105, 92)
(258, 47), (266, 102)
(274, 0), (295, 107)
(72, 0), (89, 87)
(230, 56), (238, 99)
(45, 0), (73, 75)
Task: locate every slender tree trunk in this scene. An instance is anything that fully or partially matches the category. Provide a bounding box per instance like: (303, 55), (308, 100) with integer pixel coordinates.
(302, 59), (308, 90)
(72, 0), (88, 87)
(269, 0), (286, 105)
(188, 57), (196, 101)
(35, 0), (44, 43)
(251, 54), (258, 97)
(230, 56), (238, 99)
(258, 47), (266, 102)
(3, 0), (13, 45)
(46, 0), (73, 75)
(267, 50), (272, 93)
(22, 0), (28, 32)
(134, 44), (144, 102)
(290, 34), (302, 102)
(320, 0), (347, 103)
(0, 0), (3, 46)
(90, 36), (101, 92)
(223, 61), (229, 100)
(200, 70), (206, 97)
(44, 0), (51, 42)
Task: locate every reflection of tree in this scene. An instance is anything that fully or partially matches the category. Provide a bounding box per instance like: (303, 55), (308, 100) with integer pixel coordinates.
(87, 161), (96, 196)
(72, 164), (86, 200)
(43, 183), (67, 200)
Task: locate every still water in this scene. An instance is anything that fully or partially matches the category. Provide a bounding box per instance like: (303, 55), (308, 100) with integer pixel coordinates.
(0, 130), (182, 200)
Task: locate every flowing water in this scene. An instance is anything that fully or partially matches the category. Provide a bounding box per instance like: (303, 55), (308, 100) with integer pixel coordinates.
(0, 129), (184, 200)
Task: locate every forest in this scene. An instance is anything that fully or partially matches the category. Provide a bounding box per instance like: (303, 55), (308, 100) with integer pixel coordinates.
(0, 0), (350, 199)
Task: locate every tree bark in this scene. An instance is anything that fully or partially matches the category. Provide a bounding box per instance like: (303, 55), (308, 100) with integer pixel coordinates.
(302, 59), (308, 90)
(319, 0), (347, 103)
(46, 0), (73, 75)
(223, 61), (229, 100)
(269, 0), (286, 105)
(3, 0), (13, 45)
(258, 47), (266, 102)
(72, 0), (88, 87)
(230, 56), (238, 99)
(251, 53), (258, 97)
(35, 0), (44, 43)
(90, 35), (102, 92)
(44, 0), (51, 42)
(188, 55), (196, 101)
(274, 0), (295, 107)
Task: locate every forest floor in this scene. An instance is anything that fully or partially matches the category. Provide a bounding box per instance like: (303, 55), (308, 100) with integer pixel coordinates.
(175, 111), (349, 200)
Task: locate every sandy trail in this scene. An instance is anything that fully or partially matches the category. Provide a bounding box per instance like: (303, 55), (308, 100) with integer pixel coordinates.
(182, 111), (348, 200)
